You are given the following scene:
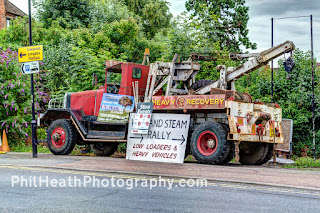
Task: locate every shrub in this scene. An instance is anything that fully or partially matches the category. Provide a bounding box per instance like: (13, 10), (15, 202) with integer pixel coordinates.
(0, 47), (47, 143)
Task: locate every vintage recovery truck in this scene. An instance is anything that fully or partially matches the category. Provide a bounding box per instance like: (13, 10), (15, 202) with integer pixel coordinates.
(40, 41), (295, 165)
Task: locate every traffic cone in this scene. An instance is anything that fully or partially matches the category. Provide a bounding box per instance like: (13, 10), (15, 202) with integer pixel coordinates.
(2, 130), (10, 152)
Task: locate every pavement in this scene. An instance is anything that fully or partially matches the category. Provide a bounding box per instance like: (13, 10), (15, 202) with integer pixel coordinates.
(1, 152), (320, 190)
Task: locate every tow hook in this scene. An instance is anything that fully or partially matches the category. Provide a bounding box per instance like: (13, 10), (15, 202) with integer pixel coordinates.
(256, 124), (264, 141)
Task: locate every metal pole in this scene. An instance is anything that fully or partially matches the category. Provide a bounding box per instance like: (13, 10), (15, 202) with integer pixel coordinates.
(271, 18), (274, 103)
(310, 15), (315, 159)
(28, 0), (37, 158)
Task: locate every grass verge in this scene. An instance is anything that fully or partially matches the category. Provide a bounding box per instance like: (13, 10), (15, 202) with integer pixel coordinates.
(284, 157), (320, 168)
(10, 143), (51, 153)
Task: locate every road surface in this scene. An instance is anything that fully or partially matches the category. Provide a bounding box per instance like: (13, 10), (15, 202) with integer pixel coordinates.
(1, 165), (320, 213)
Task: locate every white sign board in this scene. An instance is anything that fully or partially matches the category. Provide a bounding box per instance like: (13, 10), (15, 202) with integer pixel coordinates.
(21, 61), (40, 74)
(126, 113), (190, 164)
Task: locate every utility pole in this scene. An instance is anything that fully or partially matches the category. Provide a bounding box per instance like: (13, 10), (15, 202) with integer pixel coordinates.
(271, 18), (274, 103)
(310, 15), (315, 160)
(28, 0), (37, 158)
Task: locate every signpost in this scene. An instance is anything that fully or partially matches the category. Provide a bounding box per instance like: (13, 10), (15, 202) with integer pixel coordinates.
(19, 0), (43, 158)
(20, 61), (40, 75)
(126, 113), (190, 163)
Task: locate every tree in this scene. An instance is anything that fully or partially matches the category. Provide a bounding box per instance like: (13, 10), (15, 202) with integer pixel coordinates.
(89, 0), (135, 31)
(34, 0), (91, 29)
(122, 0), (172, 38)
(185, 0), (256, 52)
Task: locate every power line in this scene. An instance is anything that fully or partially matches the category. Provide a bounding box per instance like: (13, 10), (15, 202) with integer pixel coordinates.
(274, 15), (310, 20)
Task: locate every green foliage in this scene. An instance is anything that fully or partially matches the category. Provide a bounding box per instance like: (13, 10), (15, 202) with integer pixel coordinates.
(185, 0), (256, 51)
(43, 39), (109, 95)
(122, 0), (172, 38)
(10, 143), (51, 153)
(237, 49), (320, 157)
(89, 0), (134, 31)
(34, 0), (91, 29)
(284, 157), (320, 168)
(117, 143), (127, 153)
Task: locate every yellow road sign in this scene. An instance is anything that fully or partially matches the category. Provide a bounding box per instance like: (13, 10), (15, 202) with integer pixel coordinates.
(18, 45), (43, 63)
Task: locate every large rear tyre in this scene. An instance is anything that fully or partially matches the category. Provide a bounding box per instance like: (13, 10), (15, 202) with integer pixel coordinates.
(47, 119), (77, 155)
(91, 143), (118, 156)
(191, 122), (230, 165)
(239, 142), (272, 165)
(219, 123), (234, 164)
(255, 144), (274, 165)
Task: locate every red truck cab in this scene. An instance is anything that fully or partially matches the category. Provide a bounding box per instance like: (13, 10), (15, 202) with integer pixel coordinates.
(69, 61), (150, 116)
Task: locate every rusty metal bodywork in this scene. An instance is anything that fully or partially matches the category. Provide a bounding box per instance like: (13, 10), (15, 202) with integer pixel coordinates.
(151, 91), (284, 144)
(225, 100), (283, 144)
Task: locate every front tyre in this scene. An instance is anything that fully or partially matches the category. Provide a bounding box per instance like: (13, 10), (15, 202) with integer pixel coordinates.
(191, 122), (230, 164)
(47, 119), (77, 155)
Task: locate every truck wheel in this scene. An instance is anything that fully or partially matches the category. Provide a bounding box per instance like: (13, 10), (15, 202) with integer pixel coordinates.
(190, 80), (213, 90)
(255, 144), (274, 165)
(91, 143), (118, 156)
(239, 142), (271, 165)
(219, 123), (234, 164)
(191, 122), (229, 164)
(47, 119), (77, 155)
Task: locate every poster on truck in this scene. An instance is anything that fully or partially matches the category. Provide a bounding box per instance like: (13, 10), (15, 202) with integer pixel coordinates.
(97, 94), (135, 123)
(127, 113), (190, 164)
(131, 102), (153, 134)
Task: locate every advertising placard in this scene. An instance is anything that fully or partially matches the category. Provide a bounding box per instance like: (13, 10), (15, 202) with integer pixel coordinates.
(97, 94), (134, 123)
(131, 102), (153, 134)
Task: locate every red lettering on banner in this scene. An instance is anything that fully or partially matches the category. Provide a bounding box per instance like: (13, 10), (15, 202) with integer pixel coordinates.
(132, 151), (149, 157)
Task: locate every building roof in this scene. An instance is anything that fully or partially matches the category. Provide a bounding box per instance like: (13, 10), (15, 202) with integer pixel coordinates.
(5, 0), (26, 17)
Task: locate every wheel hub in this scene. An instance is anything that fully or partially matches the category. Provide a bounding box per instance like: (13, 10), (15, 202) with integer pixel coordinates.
(52, 133), (61, 142)
(207, 139), (216, 149)
(197, 130), (218, 156)
(51, 127), (66, 148)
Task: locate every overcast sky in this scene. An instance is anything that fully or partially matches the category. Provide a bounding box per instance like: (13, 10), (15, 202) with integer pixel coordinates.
(10, 0), (320, 63)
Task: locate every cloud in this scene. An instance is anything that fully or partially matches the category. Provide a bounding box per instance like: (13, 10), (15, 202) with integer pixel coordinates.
(245, 0), (320, 61)
(247, 0), (319, 17)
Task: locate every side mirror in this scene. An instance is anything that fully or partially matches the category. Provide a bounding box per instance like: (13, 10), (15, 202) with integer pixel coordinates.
(92, 73), (97, 86)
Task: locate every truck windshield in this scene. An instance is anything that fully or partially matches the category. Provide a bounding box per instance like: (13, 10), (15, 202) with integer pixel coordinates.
(107, 72), (121, 85)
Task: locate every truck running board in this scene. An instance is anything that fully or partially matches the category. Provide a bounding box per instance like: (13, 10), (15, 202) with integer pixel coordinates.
(87, 130), (125, 140)
(70, 116), (127, 143)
